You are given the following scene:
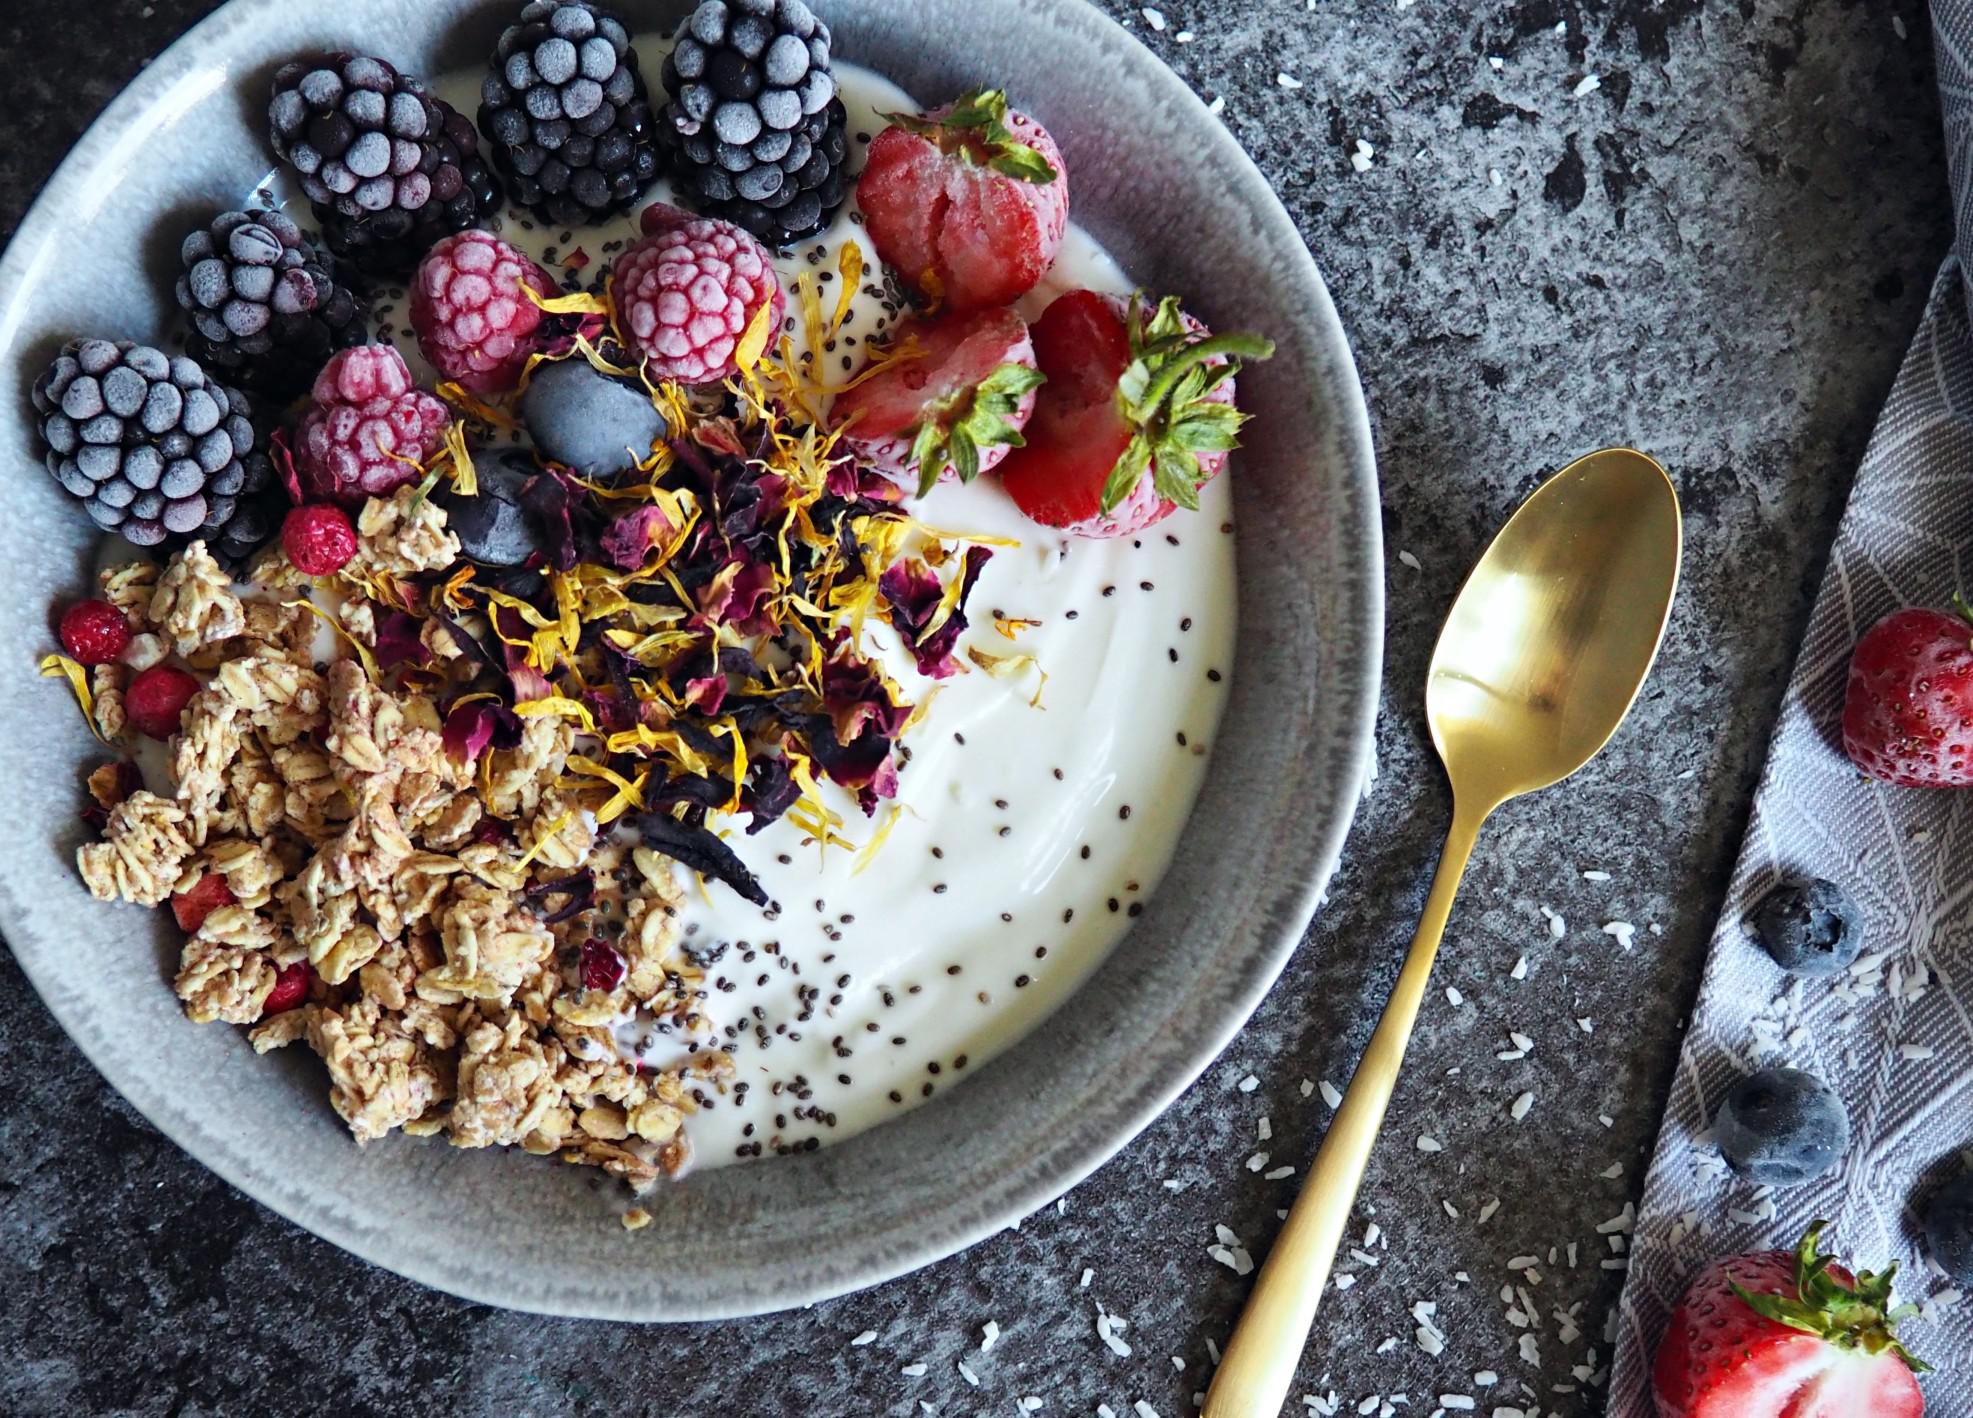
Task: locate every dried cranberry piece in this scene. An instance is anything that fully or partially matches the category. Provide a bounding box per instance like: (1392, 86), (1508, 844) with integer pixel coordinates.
(580, 937), (625, 992)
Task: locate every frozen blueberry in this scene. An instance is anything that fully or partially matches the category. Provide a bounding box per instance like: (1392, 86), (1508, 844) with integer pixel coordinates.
(1923, 1171), (1973, 1285)
(436, 449), (546, 567)
(1750, 877), (1863, 976)
(1713, 1068), (1849, 1186)
(518, 357), (667, 477)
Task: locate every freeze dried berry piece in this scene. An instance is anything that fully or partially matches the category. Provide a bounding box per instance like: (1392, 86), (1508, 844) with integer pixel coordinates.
(175, 207), (367, 399)
(59, 600), (133, 667)
(610, 206), (785, 384)
(478, 0), (661, 226)
(411, 230), (559, 393)
(295, 345), (454, 504)
(435, 448), (554, 567)
(126, 665), (202, 740)
(31, 340), (261, 548)
(832, 306), (1044, 497)
(999, 291), (1271, 538)
(282, 504), (359, 575)
(517, 357), (667, 476)
(261, 961), (315, 1017)
(658, 0), (850, 246)
(171, 872), (237, 933)
(268, 52), (502, 277)
(858, 89), (1066, 311)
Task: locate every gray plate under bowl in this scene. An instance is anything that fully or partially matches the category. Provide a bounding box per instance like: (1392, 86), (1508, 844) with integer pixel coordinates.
(0, 0), (1381, 1318)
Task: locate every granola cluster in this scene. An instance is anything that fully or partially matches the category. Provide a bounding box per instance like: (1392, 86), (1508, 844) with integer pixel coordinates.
(72, 499), (719, 1189)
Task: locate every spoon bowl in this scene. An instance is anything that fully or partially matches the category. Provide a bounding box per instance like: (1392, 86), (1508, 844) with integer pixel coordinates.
(1429, 448), (1683, 810)
(1205, 448), (1681, 1417)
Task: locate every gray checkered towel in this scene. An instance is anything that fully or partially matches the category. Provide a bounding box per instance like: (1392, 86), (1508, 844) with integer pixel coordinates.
(1606, 6), (1973, 1409)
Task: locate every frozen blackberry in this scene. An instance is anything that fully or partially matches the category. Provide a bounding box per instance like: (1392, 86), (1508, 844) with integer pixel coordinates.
(268, 53), (502, 277)
(203, 454), (287, 575)
(478, 1), (661, 226)
(659, 0), (851, 246)
(31, 340), (261, 548)
(174, 208), (367, 399)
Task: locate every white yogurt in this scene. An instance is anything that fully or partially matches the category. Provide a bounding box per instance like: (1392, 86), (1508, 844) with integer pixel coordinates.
(250, 52), (1240, 1168)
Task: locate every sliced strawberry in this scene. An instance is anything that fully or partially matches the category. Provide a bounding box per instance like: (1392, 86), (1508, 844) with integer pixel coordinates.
(1652, 1221), (1926, 1418)
(833, 307), (1044, 495)
(170, 872), (236, 933)
(999, 290), (1272, 538)
(856, 89), (1067, 313)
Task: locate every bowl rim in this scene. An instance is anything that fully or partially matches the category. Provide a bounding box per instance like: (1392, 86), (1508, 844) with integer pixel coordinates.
(0, 0), (1383, 1317)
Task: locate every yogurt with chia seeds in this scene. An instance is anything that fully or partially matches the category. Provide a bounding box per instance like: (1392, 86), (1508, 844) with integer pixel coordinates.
(248, 54), (1238, 1169)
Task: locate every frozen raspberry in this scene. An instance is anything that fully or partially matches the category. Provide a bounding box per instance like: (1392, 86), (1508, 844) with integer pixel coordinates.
(610, 206), (785, 384)
(581, 936), (626, 992)
(58, 599), (133, 666)
(171, 872), (236, 933)
(126, 664), (201, 739)
(282, 504), (359, 576)
(261, 960), (314, 1017)
(410, 230), (559, 394)
(295, 345), (452, 504)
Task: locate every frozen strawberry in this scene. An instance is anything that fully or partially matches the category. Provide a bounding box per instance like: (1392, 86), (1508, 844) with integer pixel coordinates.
(1843, 603), (1973, 786)
(1651, 1221), (1925, 1418)
(857, 89), (1067, 313)
(125, 665), (201, 740)
(832, 306), (1045, 496)
(171, 872), (236, 933)
(998, 290), (1272, 538)
(59, 599), (132, 666)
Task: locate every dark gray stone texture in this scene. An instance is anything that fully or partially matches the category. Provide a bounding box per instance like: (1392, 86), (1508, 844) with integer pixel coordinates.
(0, 1), (1954, 1414)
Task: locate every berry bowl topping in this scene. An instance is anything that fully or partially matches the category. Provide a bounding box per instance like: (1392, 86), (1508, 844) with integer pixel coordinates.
(1748, 876), (1864, 976)
(5, 0), (1378, 1322)
(295, 344), (454, 503)
(998, 291), (1274, 538)
(175, 207), (369, 399)
(831, 305), (1045, 496)
(410, 230), (560, 393)
(478, 0), (662, 227)
(31, 340), (262, 547)
(609, 205), (785, 382)
(658, 0), (850, 246)
(858, 87), (1066, 311)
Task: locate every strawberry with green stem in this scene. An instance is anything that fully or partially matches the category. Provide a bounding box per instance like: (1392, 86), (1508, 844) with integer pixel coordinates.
(998, 289), (1273, 538)
(832, 306), (1046, 497)
(856, 88), (1068, 313)
(1652, 1220), (1926, 1417)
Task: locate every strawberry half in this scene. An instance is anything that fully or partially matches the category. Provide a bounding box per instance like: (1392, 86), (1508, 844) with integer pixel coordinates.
(832, 306), (1045, 496)
(1843, 601), (1973, 786)
(856, 88), (1067, 313)
(997, 290), (1273, 538)
(1652, 1221), (1926, 1418)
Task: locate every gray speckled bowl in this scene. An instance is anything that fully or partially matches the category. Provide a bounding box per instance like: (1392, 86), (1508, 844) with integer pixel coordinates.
(0, 0), (1380, 1318)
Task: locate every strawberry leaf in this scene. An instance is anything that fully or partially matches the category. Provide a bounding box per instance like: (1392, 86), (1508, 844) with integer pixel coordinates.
(1726, 1221), (1932, 1374)
(1094, 290), (1276, 516)
(882, 88), (1059, 185)
(903, 359), (1045, 497)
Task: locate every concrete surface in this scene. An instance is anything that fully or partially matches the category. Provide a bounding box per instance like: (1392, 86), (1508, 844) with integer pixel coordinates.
(0, 0), (1953, 1413)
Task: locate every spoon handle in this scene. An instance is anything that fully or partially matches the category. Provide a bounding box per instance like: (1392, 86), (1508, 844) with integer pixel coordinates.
(1203, 807), (1486, 1418)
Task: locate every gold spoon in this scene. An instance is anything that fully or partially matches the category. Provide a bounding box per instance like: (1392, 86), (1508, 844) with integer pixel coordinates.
(1202, 448), (1682, 1417)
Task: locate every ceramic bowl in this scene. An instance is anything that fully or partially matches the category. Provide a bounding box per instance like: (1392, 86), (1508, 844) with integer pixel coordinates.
(0, 0), (1381, 1318)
